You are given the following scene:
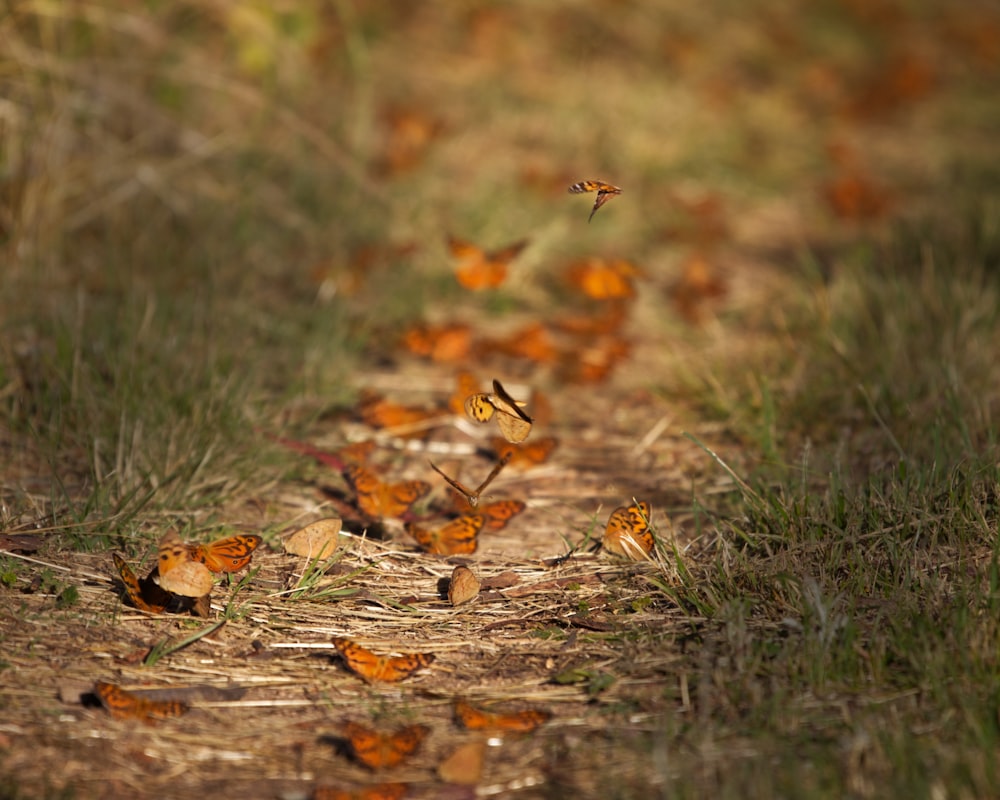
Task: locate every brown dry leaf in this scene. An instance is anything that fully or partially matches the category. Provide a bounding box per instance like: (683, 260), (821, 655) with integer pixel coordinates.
(437, 740), (487, 785)
(448, 565), (481, 606)
(285, 518), (343, 559)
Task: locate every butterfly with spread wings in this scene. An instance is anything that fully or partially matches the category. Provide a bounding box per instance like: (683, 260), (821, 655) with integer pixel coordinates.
(568, 180), (623, 222)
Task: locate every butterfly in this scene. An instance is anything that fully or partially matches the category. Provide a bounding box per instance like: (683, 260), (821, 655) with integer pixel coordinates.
(448, 565), (480, 606)
(453, 698), (552, 733)
(464, 379), (533, 443)
(93, 681), (188, 724)
(603, 500), (655, 559)
(112, 554), (170, 613)
(568, 179), (623, 222)
(284, 518), (342, 559)
(188, 534), (262, 573)
(554, 301), (630, 337)
(565, 257), (641, 300)
(401, 322), (472, 363)
(476, 322), (558, 364)
(313, 782), (409, 800)
(266, 433), (376, 472)
(478, 499), (526, 531)
(429, 454), (509, 508)
(558, 336), (631, 384)
(448, 371), (482, 416)
(341, 721), (430, 770)
(406, 514), (485, 555)
(332, 637), (436, 683)
(345, 465), (431, 519)
(357, 392), (442, 437)
(447, 235), (528, 291)
(489, 436), (557, 469)
(155, 530), (214, 598)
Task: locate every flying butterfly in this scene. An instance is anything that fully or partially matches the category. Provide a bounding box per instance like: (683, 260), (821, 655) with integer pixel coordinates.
(568, 179), (623, 222)
(155, 530), (214, 598)
(112, 553), (170, 613)
(341, 721), (430, 770)
(188, 533), (262, 573)
(345, 465), (431, 519)
(93, 681), (188, 724)
(332, 637), (435, 683)
(464, 379), (533, 443)
(406, 514), (485, 555)
(429, 453), (510, 508)
(453, 698), (552, 734)
(447, 235), (528, 291)
(603, 500), (655, 560)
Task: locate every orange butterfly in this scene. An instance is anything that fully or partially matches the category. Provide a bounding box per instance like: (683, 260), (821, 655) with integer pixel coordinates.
(112, 554), (170, 613)
(565, 257), (641, 300)
(156, 530), (214, 597)
(603, 500), (655, 559)
(464, 379), (533, 443)
(332, 637), (435, 683)
(554, 301), (629, 337)
(188, 534), (262, 573)
(401, 322), (473, 363)
(341, 721), (430, 770)
(313, 782), (409, 800)
(448, 371), (482, 416)
(93, 681), (188, 724)
(377, 103), (445, 177)
(429, 454), (509, 508)
(265, 433), (376, 472)
(284, 518), (342, 559)
(568, 180), (623, 222)
(477, 499), (526, 532)
(453, 698), (552, 734)
(406, 514), (485, 555)
(447, 235), (528, 291)
(489, 436), (557, 469)
(558, 336), (631, 384)
(345, 465), (431, 519)
(476, 322), (558, 364)
(358, 392), (442, 437)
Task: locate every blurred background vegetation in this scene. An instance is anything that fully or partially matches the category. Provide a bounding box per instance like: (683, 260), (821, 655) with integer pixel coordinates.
(2, 0), (999, 529)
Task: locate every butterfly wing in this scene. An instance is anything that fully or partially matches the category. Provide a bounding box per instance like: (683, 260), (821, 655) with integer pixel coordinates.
(464, 393), (497, 424)
(334, 638), (435, 682)
(343, 722), (429, 769)
(604, 501), (654, 559)
(112, 553), (169, 613)
(408, 515), (483, 555)
(478, 500), (526, 532)
(491, 436), (557, 468)
(190, 534), (262, 573)
(454, 699), (551, 733)
(94, 681), (187, 723)
(313, 783), (409, 800)
(156, 531), (214, 597)
(285, 518), (342, 559)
